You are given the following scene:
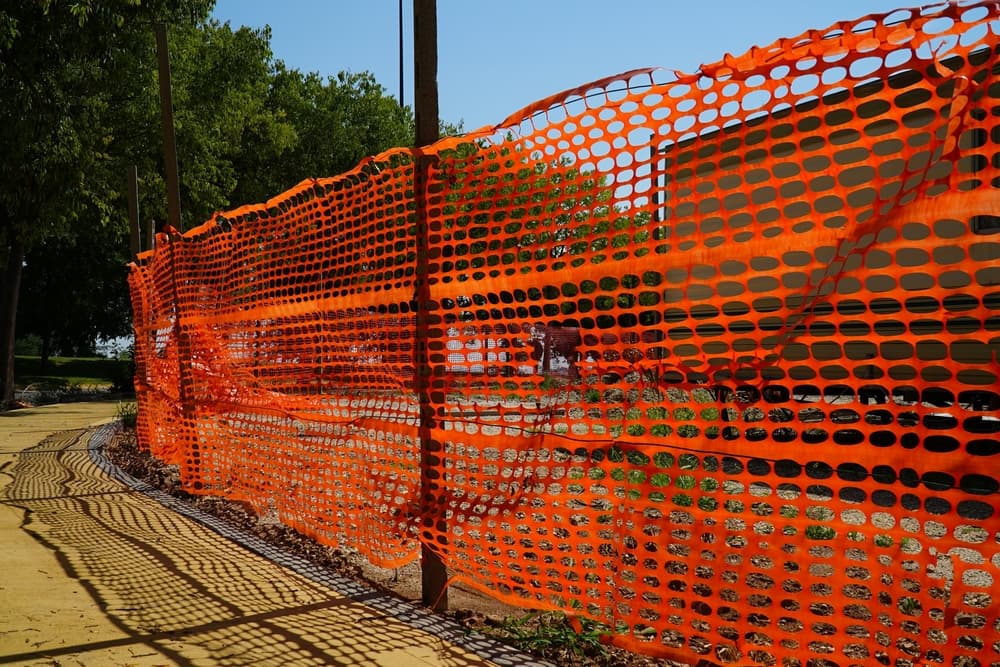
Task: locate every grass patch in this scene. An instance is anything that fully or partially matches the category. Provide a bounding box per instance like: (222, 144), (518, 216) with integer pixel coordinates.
(15, 355), (131, 390)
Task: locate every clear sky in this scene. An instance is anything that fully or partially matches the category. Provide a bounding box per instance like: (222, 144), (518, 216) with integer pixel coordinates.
(211, 0), (916, 132)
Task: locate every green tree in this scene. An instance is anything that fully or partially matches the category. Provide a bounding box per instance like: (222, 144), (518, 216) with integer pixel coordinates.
(17, 219), (133, 364)
(3, 4), (422, 408)
(96, 18), (295, 234)
(168, 20), (296, 224)
(0, 0), (213, 408)
(10, 16), (292, 377)
(231, 66), (414, 204)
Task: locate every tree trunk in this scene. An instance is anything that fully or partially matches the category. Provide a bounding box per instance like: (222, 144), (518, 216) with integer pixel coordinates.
(0, 239), (25, 410)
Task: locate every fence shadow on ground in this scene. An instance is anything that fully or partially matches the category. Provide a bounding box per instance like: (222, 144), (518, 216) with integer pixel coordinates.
(0, 425), (540, 667)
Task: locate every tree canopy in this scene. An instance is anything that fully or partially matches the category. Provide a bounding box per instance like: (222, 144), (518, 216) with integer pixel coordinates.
(2, 1), (422, 405)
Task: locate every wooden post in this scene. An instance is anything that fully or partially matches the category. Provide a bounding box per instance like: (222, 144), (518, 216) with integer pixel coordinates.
(155, 23), (193, 426)
(155, 23), (183, 232)
(413, 0), (447, 612)
(127, 166), (141, 258)
(414, 0), (438, 148)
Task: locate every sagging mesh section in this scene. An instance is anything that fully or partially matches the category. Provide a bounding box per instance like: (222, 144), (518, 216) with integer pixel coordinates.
(130, 3), (1000, 664)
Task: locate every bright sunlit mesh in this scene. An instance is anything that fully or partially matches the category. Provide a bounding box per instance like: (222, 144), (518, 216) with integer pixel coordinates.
(130, 2), (1000, 664)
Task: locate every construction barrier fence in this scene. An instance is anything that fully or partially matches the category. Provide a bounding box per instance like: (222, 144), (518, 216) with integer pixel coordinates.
(129, 2), (1000, 664)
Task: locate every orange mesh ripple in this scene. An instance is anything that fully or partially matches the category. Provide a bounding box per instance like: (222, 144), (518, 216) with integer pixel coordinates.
(130, 3), (1000, 664)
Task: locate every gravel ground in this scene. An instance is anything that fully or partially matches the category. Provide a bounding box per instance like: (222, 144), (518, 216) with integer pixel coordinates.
(103, 426), (691, 667)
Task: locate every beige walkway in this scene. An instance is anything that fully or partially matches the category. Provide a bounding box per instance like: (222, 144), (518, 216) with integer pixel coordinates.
(0, 403), (535, 667)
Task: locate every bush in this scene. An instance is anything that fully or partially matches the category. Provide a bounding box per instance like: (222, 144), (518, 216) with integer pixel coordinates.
(111, 344), (136, 393)
(14, 335), (42, 356)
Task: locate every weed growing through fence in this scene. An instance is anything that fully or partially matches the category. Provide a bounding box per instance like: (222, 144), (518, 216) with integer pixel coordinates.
(874, 534), (894, 548)
(117, 401), (138, 428)
(805, 525), (836, 540)
(539, 375), (563, 391)
(898, 596), (922, 616)
(483, 611), (608, 661)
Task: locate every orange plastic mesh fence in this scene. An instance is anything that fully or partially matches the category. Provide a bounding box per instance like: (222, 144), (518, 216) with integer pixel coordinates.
(129, 2), (1000, 664)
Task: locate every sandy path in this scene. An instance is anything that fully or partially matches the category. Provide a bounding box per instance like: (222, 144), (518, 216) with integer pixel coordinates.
(0, 403), (534, 667)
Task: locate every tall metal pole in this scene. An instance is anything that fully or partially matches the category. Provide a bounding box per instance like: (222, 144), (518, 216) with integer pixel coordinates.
(398, 0), (405, 109)
(413, 0), (447, 612)
(155, 23), (183, 232)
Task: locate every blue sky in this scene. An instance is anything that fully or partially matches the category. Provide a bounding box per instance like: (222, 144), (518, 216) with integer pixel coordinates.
(211, 0), (915, 132)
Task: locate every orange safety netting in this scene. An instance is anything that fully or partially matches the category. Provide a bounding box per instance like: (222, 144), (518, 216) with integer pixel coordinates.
(129, 2), (1000, 664)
